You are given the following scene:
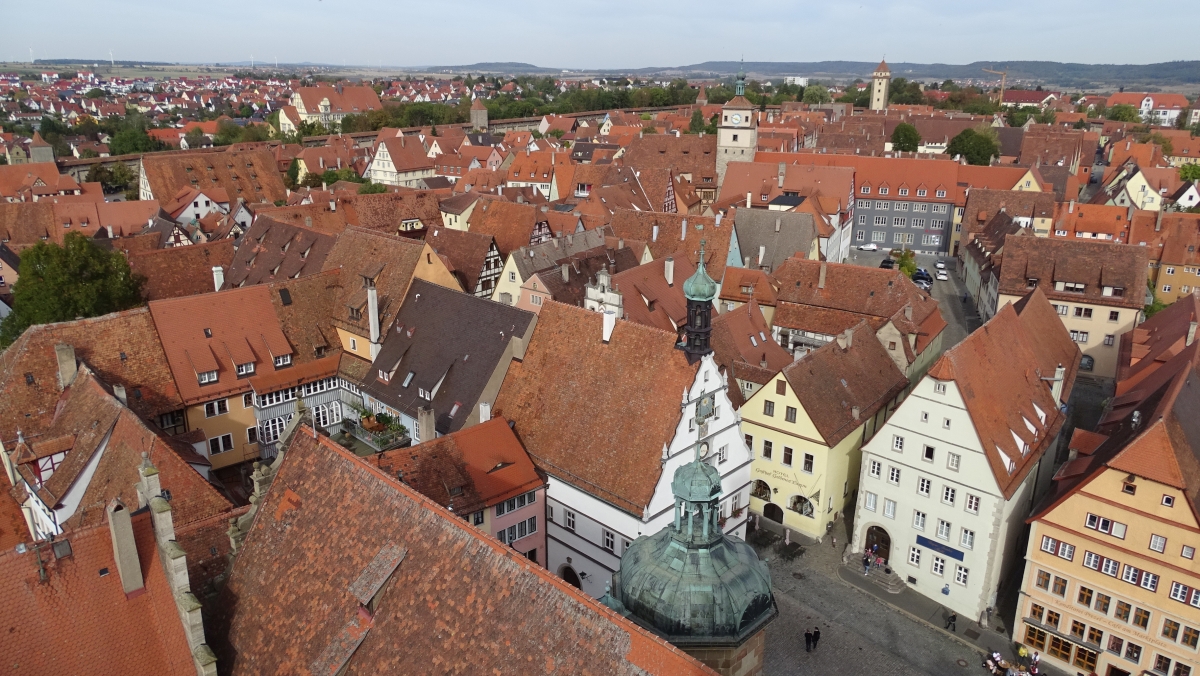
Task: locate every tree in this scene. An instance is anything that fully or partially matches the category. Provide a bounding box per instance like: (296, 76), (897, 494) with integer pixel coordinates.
(84, 88), (105, 99)
(802, 84), (831, 104)
(184, 127), (207, 149)
(947, 128), (1000, 166)
(1181, 164), (1200, 182)
(285, 158), (300, 189)
(357, 182), (388, 194)
(894, 250), (917, 278)
(1035, 109), (1057, 125)
(688, 108), (705, 134)
(1148, 132), (1174, 156)
(1145, 280), (1168, 319)
(108, 128), (160, 156)
(891, 123), (921, 152)
(0, 233), (144, 346)
(1073, 118), (1088, 129)
(1108, 104), (1141, 122)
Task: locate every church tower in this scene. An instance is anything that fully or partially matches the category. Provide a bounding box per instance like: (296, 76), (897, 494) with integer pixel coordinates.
(716, 67), (756, 187)
(681, 241), (718, 364)
(870, 59), (891, 111)
(470, 96), (488, 131)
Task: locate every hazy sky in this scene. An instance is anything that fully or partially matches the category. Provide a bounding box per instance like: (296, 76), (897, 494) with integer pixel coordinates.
(8, 0), (1189, 69)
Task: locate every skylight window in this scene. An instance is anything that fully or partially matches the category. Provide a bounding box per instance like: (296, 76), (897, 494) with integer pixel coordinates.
(402, 372), (414, 387)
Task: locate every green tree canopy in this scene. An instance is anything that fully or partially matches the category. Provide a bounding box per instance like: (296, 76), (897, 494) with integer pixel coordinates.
(688, 108), (705, 134)
(0, 233), (144, 346)
(891, 122), (921, 152)
(1180, 164), (1200, 182)
(108, 128), (162, 156)
(801, 84), (831, 104)
(894, 250), (917, 278)
(357, 181), (388, 194)
(947, 128), (1000, 166)
(1107, 104), (1141, 122)
(84, 88), (105, 99)
(184, 127), (207, 149)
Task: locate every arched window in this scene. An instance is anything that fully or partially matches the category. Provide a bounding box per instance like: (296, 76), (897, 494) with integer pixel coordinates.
(751, 479), (771, 500)
(787, 495), (815, 518)
(1080, 355), (1095, 372)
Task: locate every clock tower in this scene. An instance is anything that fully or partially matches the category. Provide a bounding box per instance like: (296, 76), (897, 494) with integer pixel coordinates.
(716, 67), (757, 188)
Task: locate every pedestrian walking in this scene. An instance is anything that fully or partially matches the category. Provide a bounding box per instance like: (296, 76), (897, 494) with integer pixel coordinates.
(811, 627), (821, 650)
(804, 628), (813, 652)
(862, 554), (871, 575)
(945, 612), (957, 631)
(831, 536), (836, 549)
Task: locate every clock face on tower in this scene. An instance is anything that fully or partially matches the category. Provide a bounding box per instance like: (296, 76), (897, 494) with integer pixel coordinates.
(731, 114), (742, 124)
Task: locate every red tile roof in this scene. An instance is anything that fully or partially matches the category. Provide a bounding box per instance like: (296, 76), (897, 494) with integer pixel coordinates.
(494, 302), (698, 515)
(212, 426), (714, 675)
(126, 239), (235, 301)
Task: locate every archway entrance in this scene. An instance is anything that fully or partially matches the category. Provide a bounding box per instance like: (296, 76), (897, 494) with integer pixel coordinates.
(559, 565), (581, 589)
(763, 503), (784, 523)
(865, 525), (892, 563)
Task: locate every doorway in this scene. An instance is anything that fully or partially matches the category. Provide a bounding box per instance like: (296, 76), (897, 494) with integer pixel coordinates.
(1105, 667), (1131, 676)
(763, 503), (784, 523)
(865, 525), (892, 563)
(559, 565), (581, 589)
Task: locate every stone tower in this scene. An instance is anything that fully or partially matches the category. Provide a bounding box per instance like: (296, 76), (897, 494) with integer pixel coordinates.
(870, 59), (891, 111)
(681, 241), (717, 364)
(716, 67), (756, 187)
(29, 132), (54, 164)
(601, 423), (777, 676)
(469, 97), (488, 131)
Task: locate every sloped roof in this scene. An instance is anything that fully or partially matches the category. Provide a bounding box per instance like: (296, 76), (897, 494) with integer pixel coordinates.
(342, 189), (443, 232)
(426, 226), (495, 293)
(494, 302), (697, 515)
(926, 292), (1076, 499)
(612, 256), (696, 333)
(264, 269), (342, 365)
(996, 235), (1148, 310)
(733, 209), (817, 273)
(511, 226), (615, 279)
(360, 279), (534, 435)
(607, 210), (732, 283)
(223, 216), (338, 289)
(0, 511), (196, 676)
(126, 238), (235, 300)
(211, 427), (714, 675)
(141, 148), (287, 204)
(319, 227), (428, 337)
(783, 320), (908, 446)
(0, 308), (182, 446)
(710, 299), (792, 391)
(466, 199), (547, 257)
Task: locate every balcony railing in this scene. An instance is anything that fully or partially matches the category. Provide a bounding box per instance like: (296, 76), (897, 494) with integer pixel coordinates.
(343, 417), (409, 452)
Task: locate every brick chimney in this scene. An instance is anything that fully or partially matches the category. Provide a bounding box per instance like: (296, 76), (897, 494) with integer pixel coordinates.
(106, 500), (144, 596)
(818, 263), (827, 289)
(55, 344), (77, 391)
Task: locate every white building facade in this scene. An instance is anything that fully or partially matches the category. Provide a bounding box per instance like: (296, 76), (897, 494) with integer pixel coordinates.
(545, 353), (753, 599)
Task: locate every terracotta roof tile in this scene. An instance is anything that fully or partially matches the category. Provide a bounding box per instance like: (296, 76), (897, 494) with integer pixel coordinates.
(141, 148), (287, 204)
(224, 216), (337, 289)
(607, 210), (731, 283)
(211, 427), (714, 675)
(996, 236), (1148, 310)
(126, 239), (235, 300)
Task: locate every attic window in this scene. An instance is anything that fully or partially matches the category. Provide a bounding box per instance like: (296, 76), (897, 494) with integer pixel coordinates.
(120, 352), (127, 361)
(274, 354), (292, 368)
(1122, 482), (1136, 495)
(1026, 278), (1038, 289)
(449, 486), (463, 496)
(378, 370), (390, 383)
(203, 328), (213, 338)
(25, 372), (34, 385)
(401, 372), (414, 387)
(198, 370), (218, 385)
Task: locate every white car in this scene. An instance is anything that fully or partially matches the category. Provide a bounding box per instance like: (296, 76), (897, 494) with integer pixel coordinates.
(936, 271), (949, 281)
(935, 261), (947, 269)
(858, 243), (879, 251)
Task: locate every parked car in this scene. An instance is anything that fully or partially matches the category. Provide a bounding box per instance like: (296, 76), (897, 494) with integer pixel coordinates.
(858, 243), (879, 251)
(935, 260), (946, 270)
(913, 270), (933, 283)
(936, 271), (949, 281)
(914, 279), (932, 292)
(879, 258), (895, 269)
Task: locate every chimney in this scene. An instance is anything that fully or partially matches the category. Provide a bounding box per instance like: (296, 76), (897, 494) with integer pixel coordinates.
(1188, 321), (1198, 347)
(715, 213), (722, 227)
(777, 162), (785, 189)
(775, 217), (781, 233)
(744, 256), (751, 268)
(477, 401), (492, 423)
(746, 192), (752, 208)
(319, 156), (324, 169)
(112, 384), (127, 406)
(1156, 208), (1164, 232)
(1127, 205), (1135, 222)
(818, 263), (827, 289)
(681, 218), (688, 241)
(758, 245), (766, 266)
(652, 225), (659, 242)
(617, 238), (624, 249)
(417, 406), (436, 443)
(1068, 200), (1074, 213)
(664, 257), (675, 286)
(904, 304), (913, 320)
(1051, 363), (1066, 403)
(211, 265), (225, 292)
(852, 405), (860, 420)
(55, 344), (77, 391)
(561, 263), (570, 283)
(836, 327), (853, 350)
(367, 285), (381, 358)
(602, 310), (617, 343)
(106, 225), (114, 238)
(517, 194), (524, 204)
(106, 500), (144, 596)
(329, 199), (336, 212)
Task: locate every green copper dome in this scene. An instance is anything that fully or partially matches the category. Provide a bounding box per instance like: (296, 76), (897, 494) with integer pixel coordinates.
(683, 241), (718, 302)
(600, 455), (777, 647)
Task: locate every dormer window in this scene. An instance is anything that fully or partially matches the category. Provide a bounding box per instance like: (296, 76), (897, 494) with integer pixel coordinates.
(236, 362), (255, 376)
(349, 307), (362, 321)
(917, 189), (927, 197)
(198, 370), (218, 384)
(879, 187), (889, 196)
(1026, 278), (1038, 289)
(860, 186), (870, 194)
(274, 354), (292, 368)
(378, 370), (390, 383)
(1062, 282), (1086, 294)
(898, 188), (909, 196)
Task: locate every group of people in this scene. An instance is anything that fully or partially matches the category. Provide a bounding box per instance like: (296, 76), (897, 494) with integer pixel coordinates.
(984, 648), (1040, 676)
(803, 627), (822, 652)
(861, 543), (883, 574)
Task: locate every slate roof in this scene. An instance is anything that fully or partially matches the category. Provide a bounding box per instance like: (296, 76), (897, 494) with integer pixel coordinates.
(511, 226), (615, 279)
(360, 279), (535, 435)
(995, 235), (1148, 310)
(141, 148), (287, 204)
(0, 511), (196, 676)
(925, 290), (1077, 499)
(0, 308), (183, 446)
(733, 209), (818, 272)
(223, 216), (337, 289)
(212, 427), (713, 675)
(126, 238), (235, 300)
(365, 417), (541, 515)
(494, 302), (698, 515)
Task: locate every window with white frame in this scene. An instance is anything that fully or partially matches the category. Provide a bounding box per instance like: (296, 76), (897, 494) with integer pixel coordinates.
(1121, 564), (1142, 585)
(1083, 551), (1101, 570)
(1183, 545), (1195, 559)
(496, 490), (537, 516)
(909, 546), (921, 566)
(1085, 513), (1127, 539)
(931, 556), (945, 575)
(869, 459), (882, 478)
(942, 485), (956, 505)
(1101, 558), (1120, 577)
(934, 382), (946, 394)
(856, 229), (865, 240)
(917, 477), (931, 496)
(208, 434), (234, 455)
(872, 231), (886, 242)
(1150, 534), (1167, 553)
(894, 217), (907, 226)
(947, 453), (960, 471)
(718, 445), (728, 463)
(204, 399), (229, 417)
(259, 415), (292, 444)
(954, 565), (969, 585)
(883, 499), (896, 519)
(236, 362), (255, 376)
(198, 370), (218, 384)
(961, 529), (975, 549)
(892, 435), (904, 451)
(966, 494), (980, 514)
(273, 354), (292, 367)
(498, 516), (537, 544)
(564, 509), (576, 530)
(864, 492), (877, 512)
(913, 510), (927, 530)
(888, 466), (901, 484)
(874, 215), (888, 225)
(603, 529), (615, 551)
(875, 201), (889, 209)
(936, 519), (951, 540)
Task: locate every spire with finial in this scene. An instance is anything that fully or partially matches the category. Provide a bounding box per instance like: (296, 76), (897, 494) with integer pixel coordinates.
(735, 60), (746, 97)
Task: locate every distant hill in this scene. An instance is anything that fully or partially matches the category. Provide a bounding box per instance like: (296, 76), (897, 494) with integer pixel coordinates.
(416, 62), (561, 74)
(32, 58), (176, 67)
